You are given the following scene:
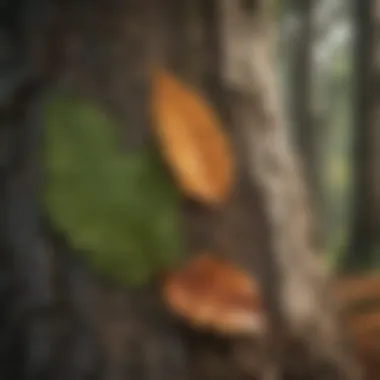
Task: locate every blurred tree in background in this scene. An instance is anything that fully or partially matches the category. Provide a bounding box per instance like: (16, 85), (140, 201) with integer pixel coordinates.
(279, 0), (379, 270)
(342, 0), (380, 271)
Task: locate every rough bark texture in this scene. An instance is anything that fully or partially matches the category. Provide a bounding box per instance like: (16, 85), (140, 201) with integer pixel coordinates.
(0, 0), (363, 380)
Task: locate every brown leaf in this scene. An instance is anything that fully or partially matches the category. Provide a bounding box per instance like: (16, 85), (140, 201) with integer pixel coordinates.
(151, 68), (235, 206)
(162, 253), (265, 335)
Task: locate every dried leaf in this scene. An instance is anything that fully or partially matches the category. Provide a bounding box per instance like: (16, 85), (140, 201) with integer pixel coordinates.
(151, 68), (235, 206)
(162, 253), (265, 335)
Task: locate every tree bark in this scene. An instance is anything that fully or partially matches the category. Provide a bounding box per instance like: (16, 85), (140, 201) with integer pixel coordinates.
(0, 0), (364, 379)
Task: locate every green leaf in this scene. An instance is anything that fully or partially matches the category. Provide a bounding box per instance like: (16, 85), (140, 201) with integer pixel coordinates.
(42, 90), (183, 286)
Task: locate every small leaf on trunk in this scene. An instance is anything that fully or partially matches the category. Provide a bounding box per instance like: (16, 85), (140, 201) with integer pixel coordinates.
(151, 68), (235, 206)
(162, 253), (265, 336)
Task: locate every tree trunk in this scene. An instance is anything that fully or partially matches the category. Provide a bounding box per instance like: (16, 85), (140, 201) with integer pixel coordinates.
(342, 0), (380, 271)
(1, 0), (363, 379)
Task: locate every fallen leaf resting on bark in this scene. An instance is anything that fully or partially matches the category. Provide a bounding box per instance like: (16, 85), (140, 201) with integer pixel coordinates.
(162, 253), (265, 335)
(151, 68), (235, 206)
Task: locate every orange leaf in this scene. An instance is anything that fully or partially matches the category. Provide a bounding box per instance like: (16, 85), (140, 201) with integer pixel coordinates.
(162, 253), (265, 336)
(151, 68), (235, 206)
